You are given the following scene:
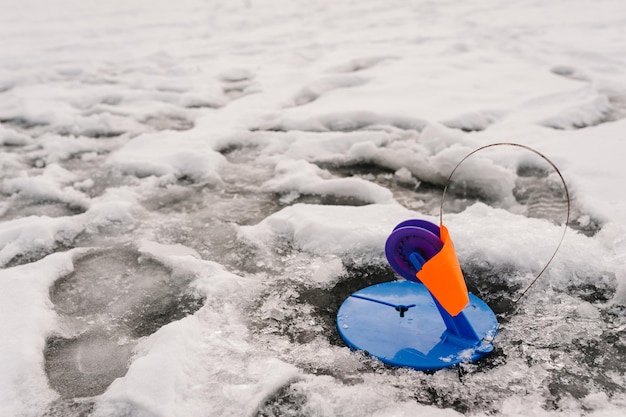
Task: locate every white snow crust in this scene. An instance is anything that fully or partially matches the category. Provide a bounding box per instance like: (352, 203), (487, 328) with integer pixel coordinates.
(1, 0), (626, 416)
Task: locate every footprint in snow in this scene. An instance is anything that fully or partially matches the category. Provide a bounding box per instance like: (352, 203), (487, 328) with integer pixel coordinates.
(218, 67), (258, 100)
(289, 75), (368, 107)
(328, 55), (397, 73)
(44, 248), (204, 403)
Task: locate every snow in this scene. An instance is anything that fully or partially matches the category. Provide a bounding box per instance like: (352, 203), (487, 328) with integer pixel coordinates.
(1, 0), (626, 416)
(240, 203), (413, 260)
(3, 164), (91, 210)
(94, 309), (300, 417)
(262, 159), (395, 204)
(0, 252), (76, 417)
(106, 131), (226, 183)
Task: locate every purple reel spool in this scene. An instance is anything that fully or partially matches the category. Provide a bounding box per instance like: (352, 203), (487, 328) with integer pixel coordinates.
(385, 219), (444, 282)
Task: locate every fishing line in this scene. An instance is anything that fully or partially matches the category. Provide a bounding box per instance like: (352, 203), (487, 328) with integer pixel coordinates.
(439, 142), (571, 306)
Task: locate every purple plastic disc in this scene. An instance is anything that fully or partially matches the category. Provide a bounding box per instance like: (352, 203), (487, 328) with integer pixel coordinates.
(393, 219), (440, 237)
(385, 223), (444, 282)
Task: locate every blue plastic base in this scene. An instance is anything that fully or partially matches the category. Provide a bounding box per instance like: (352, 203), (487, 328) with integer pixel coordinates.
(336, 281), (498, 370)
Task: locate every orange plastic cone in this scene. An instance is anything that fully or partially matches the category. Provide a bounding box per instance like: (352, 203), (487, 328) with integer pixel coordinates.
(416, 224), (469, 316)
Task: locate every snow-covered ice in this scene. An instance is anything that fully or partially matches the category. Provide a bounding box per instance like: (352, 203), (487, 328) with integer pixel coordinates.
(1, 0), (626, 416)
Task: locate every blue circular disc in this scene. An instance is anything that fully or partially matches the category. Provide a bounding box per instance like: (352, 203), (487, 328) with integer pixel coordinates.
(336, 281), (498, 370)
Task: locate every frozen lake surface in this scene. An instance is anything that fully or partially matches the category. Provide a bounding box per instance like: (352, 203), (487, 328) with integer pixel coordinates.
(1, 0), (625, 416)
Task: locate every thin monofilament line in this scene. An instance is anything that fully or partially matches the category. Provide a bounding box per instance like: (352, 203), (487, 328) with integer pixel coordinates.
(438, 142), (571, 306)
